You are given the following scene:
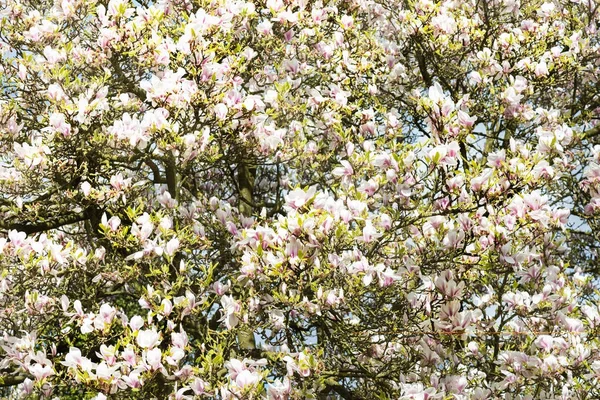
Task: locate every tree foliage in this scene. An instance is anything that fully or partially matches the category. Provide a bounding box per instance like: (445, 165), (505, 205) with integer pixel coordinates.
(1, 0), (600, 398)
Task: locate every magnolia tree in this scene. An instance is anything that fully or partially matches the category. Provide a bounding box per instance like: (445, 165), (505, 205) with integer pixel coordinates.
(2, 0), (600, 398)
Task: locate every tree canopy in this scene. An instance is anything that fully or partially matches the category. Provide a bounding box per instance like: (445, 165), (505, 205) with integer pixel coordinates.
(1, 0), (600, 398)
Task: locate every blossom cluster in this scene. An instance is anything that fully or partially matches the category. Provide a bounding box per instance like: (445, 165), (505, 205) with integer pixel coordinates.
(1, 0), (600, 399)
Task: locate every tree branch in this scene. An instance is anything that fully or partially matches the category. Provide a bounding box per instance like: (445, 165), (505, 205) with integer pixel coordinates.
(110, 54), (147, 101)
(326, 383), (365, 400)
(237, 162), (256, 217)
(583, 124), (600, 140)
(0, 211), (88, 234)
(0, 372), (30, 387)
(165, 152), (179, 202)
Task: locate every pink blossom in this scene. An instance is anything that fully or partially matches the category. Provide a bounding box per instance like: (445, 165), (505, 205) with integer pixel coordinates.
(457, 110), (477, 128)
(62, 347), (92, 371)
(220, 295), (240, 329)
(214, 103), (228, 120)
(284, 187), (316, 210)
(145, 347), (162, 370)
(129, 315), (144, 331)
(235, 369), (261, 389)
(535, 60), (549, 77)
(257, 20), (273, 36)
(432, 13), (457, 35)
(332, 160), (353, 178)
(29, 361), (54, 381)
(137, 328), (160, 349)
(165, 237), (180, 256)
(190, 377), (207, 395)
(122, 370), (142, 389)
(98, 303), (117, 326)
(359, 220), (382, 244)
(428, 82), (445, 103)
(340, 15), (354, 29)
(267, 377), (291, 399)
